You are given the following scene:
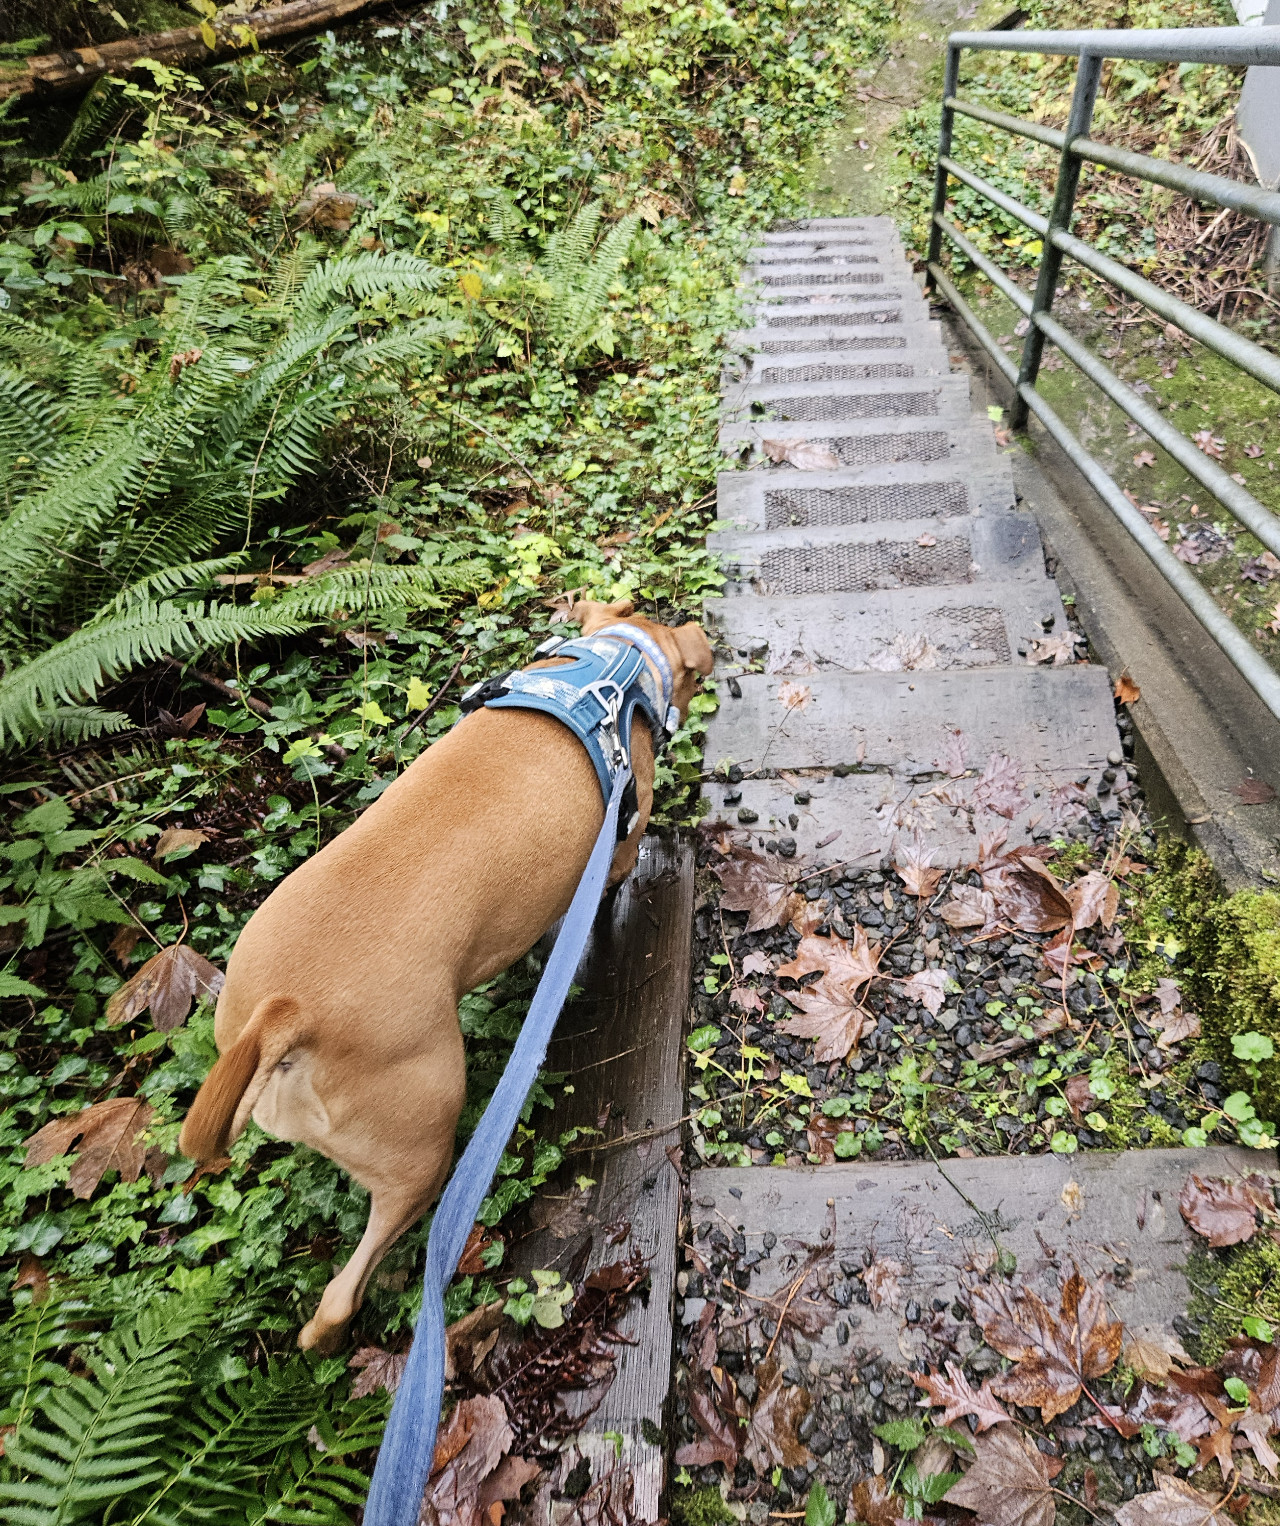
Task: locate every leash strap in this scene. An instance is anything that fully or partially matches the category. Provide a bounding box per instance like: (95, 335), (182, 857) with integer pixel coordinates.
(362, 767), (632, 1526)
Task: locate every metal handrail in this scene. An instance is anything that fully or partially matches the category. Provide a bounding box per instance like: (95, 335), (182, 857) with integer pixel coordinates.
(926, 24), (1280, 722)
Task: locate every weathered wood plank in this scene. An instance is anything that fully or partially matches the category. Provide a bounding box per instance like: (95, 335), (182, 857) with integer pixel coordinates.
(508, 834), (692, 1523)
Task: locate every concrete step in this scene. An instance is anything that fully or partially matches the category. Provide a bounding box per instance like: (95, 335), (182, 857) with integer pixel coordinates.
(687, 1149), (1259, 1358)
(701, 664), (1120, 778)
(716, 462), (1017, 528)
(747, 246), (903, 269)
(721, 373), (969, 426)
(728, 346), (947, 388)
(705, 581), (1067, 672)
(766, 216), (903, 234)
(720, 414), (1000, 470)
(727, 320), (944, 363)
(709, 513), (1047, 595)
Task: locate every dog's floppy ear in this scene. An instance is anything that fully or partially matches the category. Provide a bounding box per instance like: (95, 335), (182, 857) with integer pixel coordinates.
(576, 597), (636, 635)
(673, 622), (714, 675)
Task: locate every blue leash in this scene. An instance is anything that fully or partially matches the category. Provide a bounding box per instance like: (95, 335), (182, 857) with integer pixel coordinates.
(362, 767), (631, 1526)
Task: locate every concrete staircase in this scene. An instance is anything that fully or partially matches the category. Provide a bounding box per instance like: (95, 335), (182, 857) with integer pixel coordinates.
(701, 216), (1123, 864)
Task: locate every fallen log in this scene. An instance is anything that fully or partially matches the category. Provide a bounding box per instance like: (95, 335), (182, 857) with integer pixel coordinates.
(0, 0), (381, 103)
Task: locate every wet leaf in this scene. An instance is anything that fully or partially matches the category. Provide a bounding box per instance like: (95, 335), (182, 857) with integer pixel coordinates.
(108, 925), (143, 967)
(106, 942), (224, 1031)
(715, 849), (804, 935)
(934, 728), (968, 779)
(983, 855), (1072, 934)
(777, 680), (812, 711)
(1066, 870), (1118, 930)
(1234, 1406), (1277, 1474)
(1114, 1475), (1231, 1526)
(13, 1252), (49, 1305)
(1193, 1422), (1234, 1476)
(971, 1268), (1122, 1422)
(1235, 777), (1276, 805)
(938, 884), (995, 930)
(1114, 672), (1141, 705)
(776, 928), (881, 1062)
(847, 1475), (901, 1526)
(898, 970), (949, 1016)
(151, 826), (210, 860)
(969, 752), (1026, 819)
(740, 950), (773, 976)
(1179, 1174), (1260, 1247)
(1191, 430), (1226, 460)
(762, 438), (840, 471)
(1151, 1006), (1201, 1050)
(943, 1423), (1053, 1526)
(1123, 1337), (1175, 1382)
(24, 1096), (156, 1199)
(744, 1358), (812, 1474)
(348, 1345), (409, 1398)
(861, 1256), (903, 1312)
(915, 1360), (1009, 1431)
(895, 838), (942, 899)
(1064, 1075), (1095, 1123)
(675, 1382), (739, 1469)
(425, 1393), (527, 1526)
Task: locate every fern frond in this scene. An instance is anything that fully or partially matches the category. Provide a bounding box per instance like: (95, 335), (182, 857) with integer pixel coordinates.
(104, 553), (251, 611)
(545, 199), (602, 286)
(290, 251), (443, 325)
(0, 599), (309, 748)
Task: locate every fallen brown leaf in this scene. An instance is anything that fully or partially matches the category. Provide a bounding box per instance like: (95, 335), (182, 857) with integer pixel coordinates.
(761, 438), (840, 471)
(1179, 1174), (1261, 1247)
(675, 1381), (740, 1469)
(934, 728), (969, 779)
(154, 702), (206, 739)
(714, 850), (804, 935)
(969, 751), (1026, 819)
(425, 1394), (532, 1526)
(740, 950), (773, 976)
(847, 1476), (901, 1526)
(777, 679), (812, 711)
(776, 928), (881, 1062)
(1133, 450), (1157, 468)
(13, 1252), (49, 1304)
(1234, 1406), (1278, 1475)
(1026, 631), (1081, 666)
(181, 1155), (232, 1194)
(915, 1360), (1010, 1431)
(744, 1359), (812, 1475)
(1191, 430), (1226, 460)
(1235, 777), (1277, 805)
(1114, 672), (1141, 705)
(349, 1345), (409, 1398)
(1124, 1337), (1174, 1383)
(108, 925), (144, 967)
(861, 1256), (904, 1312)
(1193, 1422), (1234, 1477)
(152, 826), (210, 860)
(895, 837), (942, 899)
(1114, 1475), (1231, 1526)
(1064, 1074), (1096, 1123)
(445, 1301), (504, 1382)
(898, 969), (949, 1017)
(938, 882), (996, 930)
(24, 1096), (156, 1199)
(944, 1423), (1054, 1526)
(458, 1225), (497, 1276)
(1066, 869), (1118, 930)
(971, 1267), (1122, 1422)
(983, 854), (1073, 934)
(105, 942), (224, 1032)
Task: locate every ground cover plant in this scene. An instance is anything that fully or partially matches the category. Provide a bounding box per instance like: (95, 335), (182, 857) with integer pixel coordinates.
(885, 0), (1280, 675)
(0, 0), (892, 1517)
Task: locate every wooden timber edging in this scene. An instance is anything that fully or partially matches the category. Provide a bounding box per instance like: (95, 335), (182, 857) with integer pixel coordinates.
(506, 833), (693, 1524)
(0, 0), (382, 102)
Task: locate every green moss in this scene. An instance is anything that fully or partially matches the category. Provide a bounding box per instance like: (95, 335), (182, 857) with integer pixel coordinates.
(1186, 1240), (1280, 1365)
(1129, 842), (1280, 1120)
(671, 1486), (737, 1526)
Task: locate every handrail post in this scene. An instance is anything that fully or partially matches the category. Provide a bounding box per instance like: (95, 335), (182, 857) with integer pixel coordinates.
(924, 43), (961, 291)
(1009, 50), (1102, 429)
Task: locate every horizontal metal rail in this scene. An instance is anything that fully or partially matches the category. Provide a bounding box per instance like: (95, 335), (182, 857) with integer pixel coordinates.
(946, 96), (1280, 224)
(928, 24), (1280, 723)
(952, 26), (1280, 65)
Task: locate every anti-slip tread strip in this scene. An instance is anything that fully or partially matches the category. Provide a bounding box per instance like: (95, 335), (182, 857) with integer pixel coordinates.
(751, 538), (972, 593)
(759, 362), (915, 382)
(753, 390), (941, 422)
(763, 481), (970, 527)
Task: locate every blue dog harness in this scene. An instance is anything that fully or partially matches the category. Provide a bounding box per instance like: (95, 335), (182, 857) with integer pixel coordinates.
(458, 622), (682, 835)
(364, 625), (683, 1526)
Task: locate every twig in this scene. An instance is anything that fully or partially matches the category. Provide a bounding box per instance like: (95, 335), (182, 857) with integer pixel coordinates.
(400, 647), (471, 740)
(762, 1268), (812, 1366)
(451, 408), (546, 494)
(164, 656), (272, 718)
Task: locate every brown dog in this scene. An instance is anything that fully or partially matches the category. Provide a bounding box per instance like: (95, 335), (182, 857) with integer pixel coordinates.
(179, 600), (712, 1351)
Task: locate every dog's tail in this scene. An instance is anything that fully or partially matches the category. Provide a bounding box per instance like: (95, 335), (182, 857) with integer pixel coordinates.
(179, 995), (305, 1161)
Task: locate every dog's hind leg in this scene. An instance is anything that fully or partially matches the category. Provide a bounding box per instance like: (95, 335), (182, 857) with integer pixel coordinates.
(299, 1181), (437, 1354)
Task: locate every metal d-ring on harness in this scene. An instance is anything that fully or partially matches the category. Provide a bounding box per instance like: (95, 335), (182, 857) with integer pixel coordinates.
(363, 626), (681, 1526)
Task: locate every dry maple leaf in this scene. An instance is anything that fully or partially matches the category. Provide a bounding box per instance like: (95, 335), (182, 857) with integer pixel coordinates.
(1235, 777), (1277, 805)
(971, 1268), (1122, 1422)
(895, 837), (942, 899)
(1114, 672), (1141, 705)
(1026, 631), (1082, 666)
(744, 1359), (812, 1475)
(348, 1345), (409, 1398)
(1193, 1422), (1234, 1477)
(934, 728), (969, 778)
(898, 969), (949, 1017)
(1114, 1475), (1231, 1526)
(944, 1423), (1054, 1526)
(915, 1360), (1009, 1432)
(1191, 430), (1226, 460)
(714, 850), (803, 935)
(776, 928), (881, 1061)
(1133, 450), (1157, 468)
(24, 1096), (156, 1199)
(969, 752), (1026, 819)
(152, 826), (210, 860)
(777, 679), (812, 711)
(1178, 1174), (1261, 1248)
(740, 950), (772, 976)
(1246, 442), (1265, 458)
(1067, 869), (1118, 930)
(761, 438), (841, 471)
(106, 942), (224, 1032)
(424, 1394), (535, 1526)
